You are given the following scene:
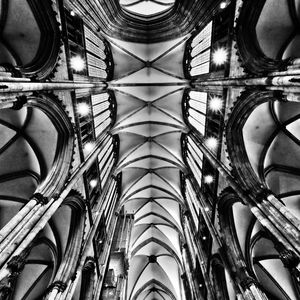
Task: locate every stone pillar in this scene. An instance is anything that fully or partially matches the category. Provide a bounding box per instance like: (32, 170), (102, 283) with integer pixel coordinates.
(189, 130), (300, 256)
(0, 131), (109, 278)
(47, 281), (67, 300)
(193, 73), (300, 88)
(239, 276), (268, 300)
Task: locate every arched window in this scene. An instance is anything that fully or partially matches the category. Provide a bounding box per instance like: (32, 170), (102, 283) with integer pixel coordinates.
(182, 88), (225, 197)
(65, 12), (114, 80)
(184, 2), (235, 78)
(184, 22), (213, 78)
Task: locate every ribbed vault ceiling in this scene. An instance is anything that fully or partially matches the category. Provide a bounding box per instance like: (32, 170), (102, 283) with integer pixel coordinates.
(109, 35), (189, 300)
(119, 0), (175, 17)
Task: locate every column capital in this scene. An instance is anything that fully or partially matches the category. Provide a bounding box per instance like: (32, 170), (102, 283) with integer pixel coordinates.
(255, 188), (272, 203)
(278, 248), (300, 270)
(83, 257), (95, 272)
(47, 281), (67, 293)
(7, 255), (27, 275)
(32, 193), (48, 205)
(239, 275), (258, 290)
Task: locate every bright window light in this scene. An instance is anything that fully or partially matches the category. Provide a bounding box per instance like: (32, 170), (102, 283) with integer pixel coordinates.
(212, 47), (228, 66)
(220, 1), (227, 9)
(204, 175), (214, 184)
(70, 10), (76, 16)
(84, 142), (94, 153)
(205, 137), (218, 150)
(204, 207), (210, 212)
(77, 102), (90, 116)
(209, 96), (223, 112)
(70, 56), (85, 72)
(90, 179), (98, 188)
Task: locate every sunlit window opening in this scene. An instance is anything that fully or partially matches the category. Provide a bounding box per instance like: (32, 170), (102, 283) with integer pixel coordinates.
(84, 25), (108, 79)
(77, 102), (90, 116)
(205, 136), (218, 150)
(189, 21), (212, 76)
(209, 96), (223, 112)
(220, 1), (228, 9)
(188, 91), (208, 135)
(89, 179), (98, 188)
(212, 47), (228, 66)
(84, 142), (94, 153)
(204, 175), (214, 184)
(70, 55), (85, 72)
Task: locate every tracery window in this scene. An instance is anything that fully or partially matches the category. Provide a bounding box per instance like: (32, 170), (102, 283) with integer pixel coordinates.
(65, 9), (87, 76)
(66, 11), (113, 79)
(183, 89), (225, 196)
(86, 161), (101, 205)
(75, 91), (116, 204)
(185, 22), (212, 77)
(84, 25), (113, 79)
(76, 92), (115, 155)
(91, 93), (115, 138)
(96, 176), (121, 264)
(84, 130), (118, 206)
(98, 135), (118, 189)
(186, 91), (208, 135)
(184, 177), (211, 254)
(184, 2), (234, 78)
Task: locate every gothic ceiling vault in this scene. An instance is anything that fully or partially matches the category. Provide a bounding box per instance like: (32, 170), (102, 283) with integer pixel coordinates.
(1, 0), (300, 299)
(109, 34), (190, 300)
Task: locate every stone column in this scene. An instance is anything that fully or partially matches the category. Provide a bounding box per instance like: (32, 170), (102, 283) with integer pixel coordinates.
(189, 130), (300, 256)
